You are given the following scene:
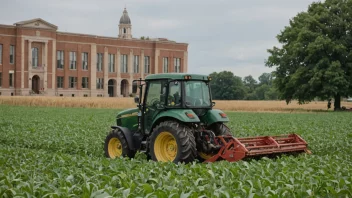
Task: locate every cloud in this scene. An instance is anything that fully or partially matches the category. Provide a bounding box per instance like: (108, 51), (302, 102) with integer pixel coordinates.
(137, 18), (186, 30)
(226, 6), (306, 23)
(222, 41), (281, 61)
(189, 63), (275, 80)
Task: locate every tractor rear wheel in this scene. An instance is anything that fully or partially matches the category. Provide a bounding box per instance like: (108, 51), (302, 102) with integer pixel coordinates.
(104, 129), (134, 159)
(149, 121), (197, 163)
(198, 123), (232, 160)
(210, 123), (231, 136)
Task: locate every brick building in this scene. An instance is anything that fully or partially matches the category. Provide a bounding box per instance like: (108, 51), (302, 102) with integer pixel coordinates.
(0, 8), (188, 97)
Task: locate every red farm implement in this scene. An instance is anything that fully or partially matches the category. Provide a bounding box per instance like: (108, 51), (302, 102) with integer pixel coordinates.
(205, 134), (311, 163)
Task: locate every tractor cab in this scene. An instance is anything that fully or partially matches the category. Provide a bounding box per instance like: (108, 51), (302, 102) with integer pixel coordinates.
(134, 74), (220, 135)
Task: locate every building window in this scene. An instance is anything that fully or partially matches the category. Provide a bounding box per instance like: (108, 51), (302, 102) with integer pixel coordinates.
(32, 48), (39, 68)
(97, 53), (103, 72)
(57, 76), (64, 88)
(174, 58), (181, 73)
(69, 76), (77, 88)
(134, 55), (139, 73)
(96, 78), (104, 89)
(121, 54), (128, 73)
(108, 54), (115, 72)
(163, 57), (168, 73)
(0, 72), (2, 87)
(10, 45), (15, 64)
(82, 77), (89, 88)
(82, 52), (88, 70)
(57, 51), (64, 69)
(69, 52), (76, 69)
(144, 56), (150, 74)
(0, 44), (3, 64)
(9, 73), (13, 87)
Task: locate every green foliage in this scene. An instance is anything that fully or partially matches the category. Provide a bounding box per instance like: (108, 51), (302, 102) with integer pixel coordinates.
(0, 105), (352, 197)
(266, 0), (352, 109)
(209, 71), (246, 100)
(209, 71), (278, 100)
(243, 75), (258, 93)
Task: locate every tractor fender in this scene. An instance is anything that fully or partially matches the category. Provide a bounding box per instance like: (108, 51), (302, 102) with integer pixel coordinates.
(150, 109), (200, 132)
(111, 126), (135, 150)
(201, 109), (229, 126)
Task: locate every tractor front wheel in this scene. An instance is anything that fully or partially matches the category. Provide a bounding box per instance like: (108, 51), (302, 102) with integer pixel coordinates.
(104, 129), (135, 159)
(150, 121), (197, 163)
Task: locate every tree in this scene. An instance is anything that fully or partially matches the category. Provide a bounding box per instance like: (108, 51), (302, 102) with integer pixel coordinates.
(209, 71), (246, 100)
(258, 73), (273, 86)
(243, 75), (258, 100)
(243, 75), (258, 92)
(255, 84), (270, 100)
(265, 87), (279, 100)
(265, 0), (352, 110)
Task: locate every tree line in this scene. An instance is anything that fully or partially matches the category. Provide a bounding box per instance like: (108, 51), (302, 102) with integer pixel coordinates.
(209, 71), (279, 100)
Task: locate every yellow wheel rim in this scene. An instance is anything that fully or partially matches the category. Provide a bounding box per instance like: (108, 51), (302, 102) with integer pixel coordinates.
(108, 137), (122, 159)
(198, 152), (214, 160)
(154, 132), (177, 162)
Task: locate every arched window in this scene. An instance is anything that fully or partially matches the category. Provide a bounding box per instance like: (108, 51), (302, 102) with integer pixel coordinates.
(123, 28), (126, 33)
(32, 47), (38, 67)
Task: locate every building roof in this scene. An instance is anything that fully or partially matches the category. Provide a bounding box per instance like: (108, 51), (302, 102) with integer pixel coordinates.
(145, 73), (210, 81)
(119, 8), (131, 24)
(13, 18), (58, 30)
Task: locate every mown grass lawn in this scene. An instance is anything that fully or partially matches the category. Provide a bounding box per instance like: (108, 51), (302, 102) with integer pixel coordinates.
(0, 105), (351, 197)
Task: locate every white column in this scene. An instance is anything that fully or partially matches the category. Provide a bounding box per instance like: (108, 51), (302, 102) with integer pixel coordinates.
(90, 44), (97, 96)
(21, 37), (24, 89)
(116, 48), (121, 97)
(116, 48), (121, 78)
(52, 40), (56, 92)
(44, 41), (48, 91)
(140, 50), (144, 78)
(183, 51), (188, 73)
(28, 40), (32, 90)
(103, 47), (108, 97)
(128, 49), (133, 94)
(154, 49), (159, 74)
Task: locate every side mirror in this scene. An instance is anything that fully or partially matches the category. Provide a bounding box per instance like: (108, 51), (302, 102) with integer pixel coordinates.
(212, 102), (216, 107)
(134, 96), (139, 104)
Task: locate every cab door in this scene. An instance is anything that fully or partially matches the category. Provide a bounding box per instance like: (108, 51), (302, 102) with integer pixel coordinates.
(142, 80), (167, 134)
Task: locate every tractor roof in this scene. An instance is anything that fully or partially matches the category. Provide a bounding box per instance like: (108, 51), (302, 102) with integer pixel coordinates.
(145, 73), (210, 81)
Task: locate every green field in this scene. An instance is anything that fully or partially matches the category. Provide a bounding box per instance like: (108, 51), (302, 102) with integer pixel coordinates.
(0, 105), (351, 197)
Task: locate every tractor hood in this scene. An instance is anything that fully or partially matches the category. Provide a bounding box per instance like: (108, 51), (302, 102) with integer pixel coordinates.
(116, 108), (139, 118)
(116, 108), (139, 131)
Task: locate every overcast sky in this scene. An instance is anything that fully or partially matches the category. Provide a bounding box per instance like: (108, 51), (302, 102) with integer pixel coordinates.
(0, 0), (317, 80)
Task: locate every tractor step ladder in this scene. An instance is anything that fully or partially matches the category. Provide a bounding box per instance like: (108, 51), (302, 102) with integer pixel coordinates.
(205, 134), (311, 163)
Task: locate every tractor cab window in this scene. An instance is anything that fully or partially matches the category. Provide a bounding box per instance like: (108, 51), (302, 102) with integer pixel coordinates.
(145, 80), (166, 108)
(185, 81), (211, 107)
(167, 81), (181, 106)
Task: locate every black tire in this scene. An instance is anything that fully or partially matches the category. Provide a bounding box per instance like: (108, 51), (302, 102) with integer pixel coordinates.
(197, 123), (232, 161)
(104, 129), (135, 159)
(149, 121), (197, 163)
(209, 123), (232, 136)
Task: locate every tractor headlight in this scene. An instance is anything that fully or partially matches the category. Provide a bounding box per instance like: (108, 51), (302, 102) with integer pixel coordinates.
(184, 75), (192, 80)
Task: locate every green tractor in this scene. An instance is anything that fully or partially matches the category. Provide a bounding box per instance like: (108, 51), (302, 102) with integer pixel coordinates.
(104, 73), (310, 163)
